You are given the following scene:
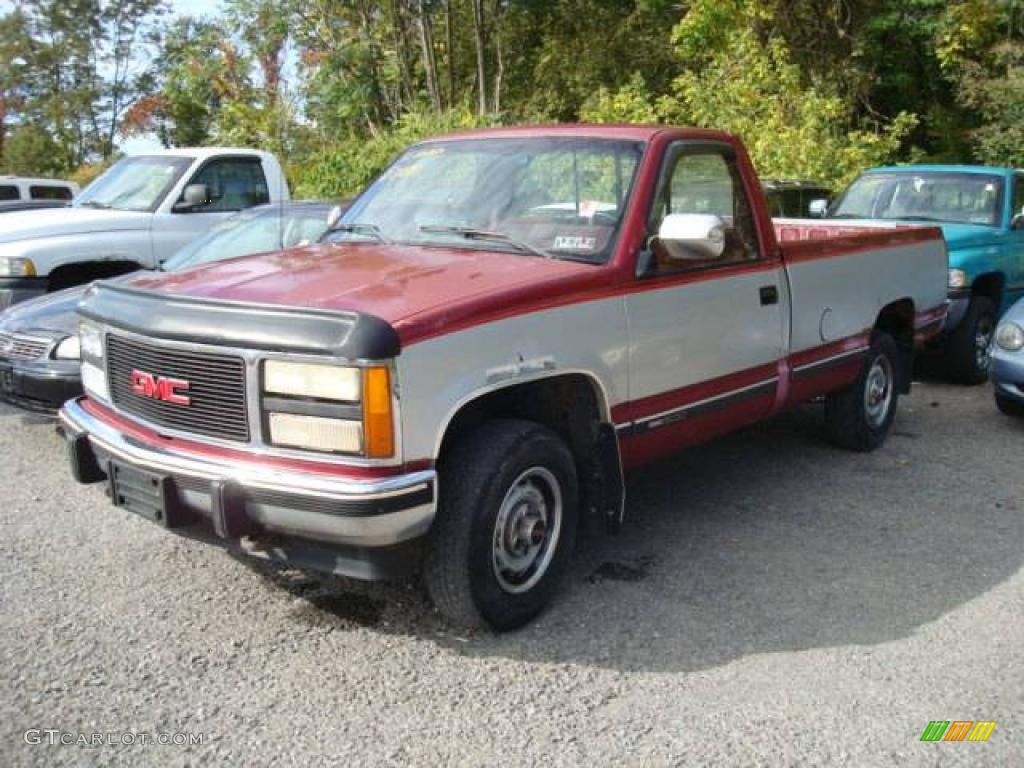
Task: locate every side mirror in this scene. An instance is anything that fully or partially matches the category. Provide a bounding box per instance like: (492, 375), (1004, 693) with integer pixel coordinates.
(174, 183), (209, 212)
(808, 199), (829, 218)
(1012, 212), (1024, 231)
(326, 204), (346, 230)
(655, 213), (726, 262)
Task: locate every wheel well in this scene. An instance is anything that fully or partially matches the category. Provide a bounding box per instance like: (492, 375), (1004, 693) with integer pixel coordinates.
(49, 261), (143, 291)
(971, 273), (1004, 307)
(438, 374), (623, 534)
(875, 299), (914, 393)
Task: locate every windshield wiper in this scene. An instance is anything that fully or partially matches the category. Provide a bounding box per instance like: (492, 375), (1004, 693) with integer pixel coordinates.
(77, 200), (112, 210)
(329, 221), (392, 243)
(418, 225), (549, 258)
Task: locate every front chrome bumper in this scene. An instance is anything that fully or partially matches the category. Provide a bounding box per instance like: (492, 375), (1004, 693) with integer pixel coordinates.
(59, 398), (437, 576)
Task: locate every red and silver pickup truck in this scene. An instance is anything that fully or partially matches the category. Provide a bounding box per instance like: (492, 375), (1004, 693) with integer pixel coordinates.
(60, 126), (948, 630)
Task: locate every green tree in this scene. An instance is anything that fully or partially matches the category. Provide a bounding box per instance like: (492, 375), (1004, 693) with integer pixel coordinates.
(586, 0), (916, 188)
(0, 0), (165, 173)
(0, 124), (64, 176)
(939, 0), (1024, 166)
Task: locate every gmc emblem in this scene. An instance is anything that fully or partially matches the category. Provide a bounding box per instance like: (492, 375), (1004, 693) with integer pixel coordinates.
(130, 369), (191, 405)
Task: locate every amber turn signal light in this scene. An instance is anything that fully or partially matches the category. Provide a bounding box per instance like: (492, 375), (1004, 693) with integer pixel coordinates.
(362, 366), (395, 458)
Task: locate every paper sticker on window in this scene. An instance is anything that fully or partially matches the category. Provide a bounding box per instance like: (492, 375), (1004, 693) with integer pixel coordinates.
(553, 235), (597, 251)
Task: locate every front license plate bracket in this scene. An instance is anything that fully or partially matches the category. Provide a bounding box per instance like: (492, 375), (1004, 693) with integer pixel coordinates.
(107, 461), (190, 528)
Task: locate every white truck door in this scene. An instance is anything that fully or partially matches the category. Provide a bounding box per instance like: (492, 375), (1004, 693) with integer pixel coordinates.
(150, 156), (273, 264)
(621, 142), (787, 461)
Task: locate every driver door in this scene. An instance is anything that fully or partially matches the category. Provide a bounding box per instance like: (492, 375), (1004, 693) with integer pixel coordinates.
(620, 142), (787, 466)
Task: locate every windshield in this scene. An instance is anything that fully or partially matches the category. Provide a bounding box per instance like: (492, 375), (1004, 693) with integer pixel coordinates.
(75, 155), (192, 212)
(830, 172), (1003, 226)
(162, 205), (334, 271)
(329, 137), (645, 263)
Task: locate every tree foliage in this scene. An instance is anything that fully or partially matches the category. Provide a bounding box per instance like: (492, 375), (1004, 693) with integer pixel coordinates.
(4, 0), (1024, 187)
(0, 0), (165, 174)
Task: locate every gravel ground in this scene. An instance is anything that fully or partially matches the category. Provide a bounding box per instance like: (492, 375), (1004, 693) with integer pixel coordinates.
(0, 379), (1021, 767)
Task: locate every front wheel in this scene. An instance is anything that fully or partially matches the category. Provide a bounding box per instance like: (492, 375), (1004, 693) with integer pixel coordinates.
(824, 332), (900, 452)
(944, 296), (996, 384)
(423, 419), (579, 631)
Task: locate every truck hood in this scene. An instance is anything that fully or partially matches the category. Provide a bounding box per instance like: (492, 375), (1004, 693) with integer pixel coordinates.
(125, 242), (602, 342)
(0, 207), (151, 244)
(937, 223), (1002, 251)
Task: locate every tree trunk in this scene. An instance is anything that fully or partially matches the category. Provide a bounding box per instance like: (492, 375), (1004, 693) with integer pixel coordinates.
(416, 0), (442, 111)
(444, 0), (454, 108)
(390, 0), (415, 107)
(359, 0), (390, 125)
(0, 89), (6, 160)
(492, 1), (504, 114)
(472, 0), (487, 114)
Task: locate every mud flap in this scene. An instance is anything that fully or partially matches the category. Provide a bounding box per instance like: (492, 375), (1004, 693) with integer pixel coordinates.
(596, 423), (625, 533)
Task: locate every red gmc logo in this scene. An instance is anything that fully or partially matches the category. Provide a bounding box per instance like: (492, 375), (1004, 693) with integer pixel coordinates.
(130, 369), (191, 405)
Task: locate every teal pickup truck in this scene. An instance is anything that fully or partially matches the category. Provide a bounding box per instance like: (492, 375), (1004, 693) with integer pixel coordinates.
(823, 166), (1024, 383)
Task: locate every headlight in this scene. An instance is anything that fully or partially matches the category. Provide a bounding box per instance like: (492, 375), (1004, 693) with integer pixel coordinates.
(54, 335), (81, 360)
(948, 269), (968, 289)
(995, 322), (1024, 352)
(262, 362), (394, 457)
(264, 360), (361, 402)
(268, 413), (363, 453)
(0, 257), (36, 277)
(79, 323), (104, 361)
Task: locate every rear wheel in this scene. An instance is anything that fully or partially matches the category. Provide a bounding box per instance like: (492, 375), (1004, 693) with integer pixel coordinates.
(423, 419), (578, 631)
(825, 332), (900, 452)
(944, 296), (996, 384)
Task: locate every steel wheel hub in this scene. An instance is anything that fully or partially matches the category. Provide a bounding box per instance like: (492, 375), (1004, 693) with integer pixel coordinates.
(492, 467), (563, 594)
(864, 354), (893, 429)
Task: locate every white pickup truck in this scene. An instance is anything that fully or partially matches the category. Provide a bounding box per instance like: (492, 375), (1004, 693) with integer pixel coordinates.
(0, 148), (288, 310)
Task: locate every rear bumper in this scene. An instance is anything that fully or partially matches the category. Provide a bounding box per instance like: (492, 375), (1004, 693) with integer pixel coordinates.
(59, 397), (437, 580)
(0, 277), (48, 310)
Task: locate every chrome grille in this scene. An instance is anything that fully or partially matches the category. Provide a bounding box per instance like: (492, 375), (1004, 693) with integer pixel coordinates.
(0, 331), (50, 361)
(107, 334), (250, 442)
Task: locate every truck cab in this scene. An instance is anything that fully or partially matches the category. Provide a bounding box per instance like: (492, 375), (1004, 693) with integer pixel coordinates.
(0, 148), (288, 310)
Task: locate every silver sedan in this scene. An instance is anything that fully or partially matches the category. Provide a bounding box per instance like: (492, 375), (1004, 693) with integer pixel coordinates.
(992, 296), (1024, 417)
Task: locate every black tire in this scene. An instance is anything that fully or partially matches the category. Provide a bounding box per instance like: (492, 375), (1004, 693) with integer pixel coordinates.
(944, 296), (996, 385)
(824, 332), (900, 452)
(423, 418), (579, 631)
(995, 393), (1024, 418)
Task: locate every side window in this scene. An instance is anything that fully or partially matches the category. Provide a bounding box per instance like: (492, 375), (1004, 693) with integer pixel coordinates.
(0, 185), (19, 201)
(185, 158), (270, 212)
(30, 185), (73, 200)
(648, 147), (760, 274)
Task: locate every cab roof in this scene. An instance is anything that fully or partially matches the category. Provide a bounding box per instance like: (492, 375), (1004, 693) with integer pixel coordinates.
(865, 164), (1018, 177)
(419, 123), (736, 145)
